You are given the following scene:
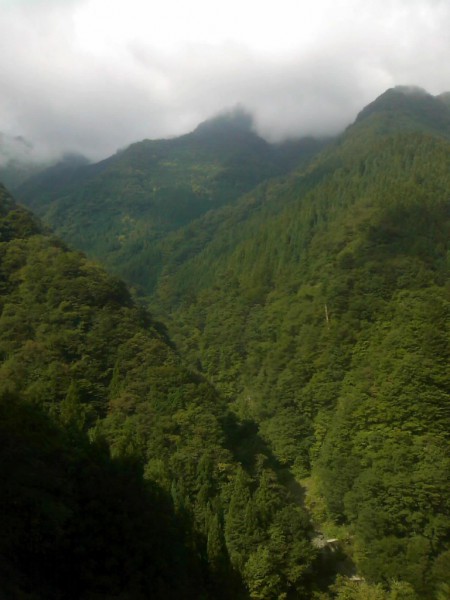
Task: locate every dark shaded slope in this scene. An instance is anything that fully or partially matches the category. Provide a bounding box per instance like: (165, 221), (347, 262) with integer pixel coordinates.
(0, 391), (199, 600)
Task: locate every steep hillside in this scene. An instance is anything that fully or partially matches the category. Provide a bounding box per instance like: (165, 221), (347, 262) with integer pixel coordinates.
(152, 88), (450, 294)
(15, 109), (326, 293)
(0, 183), (321, 599)
(149, 87), (450, 595)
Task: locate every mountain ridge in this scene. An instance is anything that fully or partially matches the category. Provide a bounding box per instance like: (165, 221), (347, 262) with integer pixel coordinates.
(15, 108), (327, 292)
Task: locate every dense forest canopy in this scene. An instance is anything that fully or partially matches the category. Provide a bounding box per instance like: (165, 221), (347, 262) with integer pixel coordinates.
(147, 88), (450, 597)
(2, 86), (450, 599)
(0, 183), (321, 599)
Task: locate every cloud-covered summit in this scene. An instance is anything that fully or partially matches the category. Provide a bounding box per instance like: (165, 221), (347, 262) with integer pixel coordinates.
(1, 0), (449, 161)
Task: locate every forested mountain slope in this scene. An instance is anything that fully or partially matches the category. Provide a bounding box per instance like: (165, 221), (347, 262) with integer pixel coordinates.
(148, 87), (450, 596)
(151, 87), (450, 296)
(6, 87), (450, 598)
(0, 183), (321, 599)
(15, 109), (326, 293)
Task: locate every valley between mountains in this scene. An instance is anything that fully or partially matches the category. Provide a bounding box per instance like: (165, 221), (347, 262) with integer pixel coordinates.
(1, 86), (449, 599)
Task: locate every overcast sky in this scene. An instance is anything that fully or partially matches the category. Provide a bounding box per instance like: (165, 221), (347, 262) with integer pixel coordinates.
(1, 0), (449, 161)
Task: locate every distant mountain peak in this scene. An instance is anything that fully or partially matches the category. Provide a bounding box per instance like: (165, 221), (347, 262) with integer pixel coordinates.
(356, 85), (433, 120)
(59, 152), (91, 167)
(193, 106), (255, 136)
(353, 85), (450, 137)
(392, 84), (428, 96)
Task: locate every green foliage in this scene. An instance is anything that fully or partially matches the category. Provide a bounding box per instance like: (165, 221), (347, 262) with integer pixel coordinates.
(329, 576), (418, 600)
(5, 87), (450, 597)
(0, 184), (318, 598)
(319, 288), (450, 593)
(16, 115), (325, 295)
(146, 92), (450, 597)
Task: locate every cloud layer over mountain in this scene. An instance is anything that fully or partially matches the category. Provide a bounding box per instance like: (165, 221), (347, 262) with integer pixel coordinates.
(1, 0), (449, 160)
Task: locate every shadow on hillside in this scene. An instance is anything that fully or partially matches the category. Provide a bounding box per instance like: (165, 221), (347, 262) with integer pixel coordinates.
(220, 412), (284, 475)
(0, 392), (247, 600)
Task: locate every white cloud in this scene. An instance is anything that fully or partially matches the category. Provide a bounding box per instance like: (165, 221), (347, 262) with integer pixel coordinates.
(0, 0), (449, 160)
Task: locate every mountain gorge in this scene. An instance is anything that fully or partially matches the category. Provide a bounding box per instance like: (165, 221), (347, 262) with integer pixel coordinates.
(2, 87), (450, 599)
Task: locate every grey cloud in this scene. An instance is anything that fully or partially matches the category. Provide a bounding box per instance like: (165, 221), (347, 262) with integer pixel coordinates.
(1, 0), (449, 162)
